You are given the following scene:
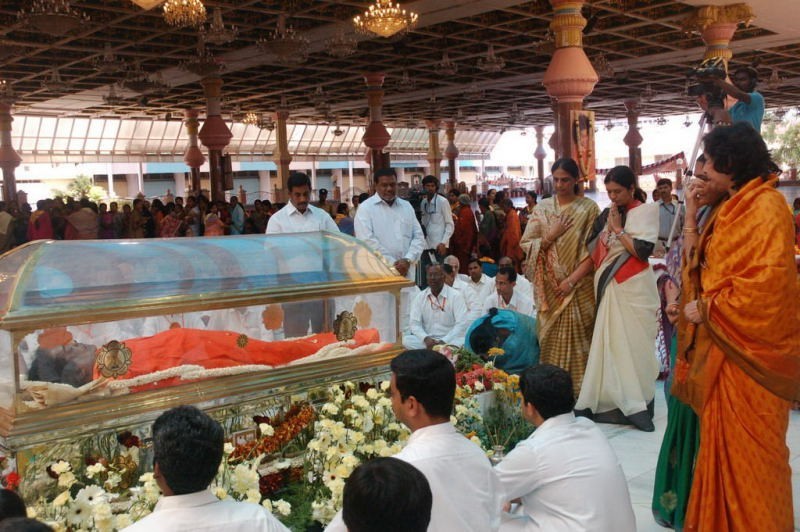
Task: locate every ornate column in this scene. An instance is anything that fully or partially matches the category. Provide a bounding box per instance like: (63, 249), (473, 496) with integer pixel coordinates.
(542, 0), (598, 183)
(623, 99), (643, 176)
(183, 109), (205, 195)
(197, 76), (233, 202)
(444, 120), (459, 188)
(273, 106), (292, 202)
(426, 119), (442, 181)
(534, 125), (546, 189)
(684, 4), (755, 65)
(362, 73), (391, 171)
(0, 103), (21, 203)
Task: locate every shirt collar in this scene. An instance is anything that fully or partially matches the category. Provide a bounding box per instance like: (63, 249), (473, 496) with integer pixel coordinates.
(533, 412), (576, 436)
(286, 203), (312, 217)
(153, 489), (219, 512)
(407, 421), (456, 445)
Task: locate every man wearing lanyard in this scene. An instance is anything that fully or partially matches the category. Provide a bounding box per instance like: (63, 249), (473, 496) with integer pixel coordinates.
(419, 175), (454, 288)
(655, 178), (684, 255)
(403, 264), (469, 350)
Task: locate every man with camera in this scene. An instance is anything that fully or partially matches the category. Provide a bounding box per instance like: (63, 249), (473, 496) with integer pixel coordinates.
(711, 66), (765, 132)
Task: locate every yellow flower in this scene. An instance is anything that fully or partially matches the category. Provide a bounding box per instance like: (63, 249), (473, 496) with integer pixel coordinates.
(488, 347), (505, 356)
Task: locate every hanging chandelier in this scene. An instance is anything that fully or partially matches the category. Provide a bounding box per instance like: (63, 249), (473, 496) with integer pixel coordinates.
(326, 30), (358, 58)
(242, 111), (260, 126)
(102, 84), (125, 107)
(123, 63), (169, 95)
(640, 83), (656, 102)
(353, 0), (418, 39)
(436, 51), (458, 76)
(92, 43), (127, 74)
(396, 69), (415, 91)
(41, 69), (71, 93)
(477, 45), (505, 73)
(201, 8), (238, 46)
(591, 53), (614, 79)
(18, 0), (90, 36)
(163, 0), (207, 29)
(180, 39), (225, 78)
(257, 14), (310, 66)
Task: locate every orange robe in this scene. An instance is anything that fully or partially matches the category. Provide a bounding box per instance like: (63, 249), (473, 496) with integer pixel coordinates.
(673, 176), (800, 532)
(499, 209), (524, 271)
(450, 205), (477, 273)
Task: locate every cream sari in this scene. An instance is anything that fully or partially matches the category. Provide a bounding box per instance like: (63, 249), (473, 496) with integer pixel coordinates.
(520, 196), (599, 395)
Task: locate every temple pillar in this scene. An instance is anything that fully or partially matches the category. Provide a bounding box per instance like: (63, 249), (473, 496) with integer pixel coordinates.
(534, 125), (546, 190)
(273, 108), (292, 202)
(0, 103), (21, 203)
(362, 73), (391, 171)
(542, 0), (598, 187)
(684, 4), (755, 65)
(183, 109), (206, 196)
(623, 99), (643, 176)
(444, 120), (459, 189)
(426, 119), (442, 181)
(197, 77), (232, 202)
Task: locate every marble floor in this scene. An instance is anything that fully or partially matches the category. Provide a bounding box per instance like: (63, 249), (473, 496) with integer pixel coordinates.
(596, 382), (800, 531)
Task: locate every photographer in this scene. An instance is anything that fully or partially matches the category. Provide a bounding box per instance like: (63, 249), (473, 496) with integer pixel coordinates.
(711, 66), (764, 132)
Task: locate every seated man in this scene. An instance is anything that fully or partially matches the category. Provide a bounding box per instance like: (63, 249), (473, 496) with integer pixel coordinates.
(482, 266), (534, 318)
(443, 255), (470, 283)
(442, 263), (481, 322)
(342, 457), (432, 532)
(403, 264), (470, 349)
(122, 406), (289, 532)
(465, 257), (496, 302)
(326, 349), (503, 531)
(498, 256), (533, 302)
(495, 365), (635, 531)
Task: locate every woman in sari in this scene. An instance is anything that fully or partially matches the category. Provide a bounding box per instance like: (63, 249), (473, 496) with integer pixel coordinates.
(674, 123), (799, 531)
(450, 194), (477, 273)
(573, 165), (660, 432)
(520, 158), (599, 396)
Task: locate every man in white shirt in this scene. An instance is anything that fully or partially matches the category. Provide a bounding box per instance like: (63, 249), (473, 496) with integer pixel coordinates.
(354, 168), (425, 282)
(495, 365), (635, 532)
(420, 175), (454, 286)
(325, 349), (502, 532)
(442, 263), (481, 322)
(403, 264), (470, 349)
(266, 172), (339, 336)
(655, 178), (684, 254)
(498, 256), (533, 302)
(266, 172), (340, 234)
(465, 258), (496, 303)
(123, 406), (288, 532)
(444, 255), (471, 284)
(483, 267), (535, 317)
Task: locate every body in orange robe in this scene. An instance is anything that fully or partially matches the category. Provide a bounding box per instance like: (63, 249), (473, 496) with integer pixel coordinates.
(450, 204), (477, 273)
(499, 207), (524, 272)
(673, 176), (800, 532)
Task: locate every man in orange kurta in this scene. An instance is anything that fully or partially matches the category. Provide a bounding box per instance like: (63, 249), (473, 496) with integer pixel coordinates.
(673, 175), (800, 532)
(499, 199), (524, 273)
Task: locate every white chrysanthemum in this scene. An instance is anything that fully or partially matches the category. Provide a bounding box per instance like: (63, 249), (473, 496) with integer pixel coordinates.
(378, 446), (395, 457)
(365, 388), (379, 400)
(474, 380), (485, 391)
(58, 471), (77, 489)
(259, 423), (275, 437)
(493, 382), (505, 391)
(76, 485), (105, 506)
(274, 499), (291, 516)
(114, 514), (133, 529)
(138, 472), (154, 483)
(53, 490), (71, 507)
(348, 431), (365, 445)
(104, 471), (122, 490)
(223, 442), (235, 455)
(470, 435), (483, 446)
(377, 397), (392, 408)
(213, 486), (228, 500)
(231, 463), (259, 495)
(262, 498), (274, 511)
(50, 460), (72, 475)
(85, 462), (106, 479)
(341, 454), (360, 469)
(450, 415), (458, 425)
(246, 488), (261, 504)
(321, 403), (339, 416)
(93, 502), (113, 530)
(380, 380), (390, 391)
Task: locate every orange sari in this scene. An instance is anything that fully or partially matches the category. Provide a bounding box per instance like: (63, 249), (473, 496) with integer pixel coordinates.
(673, 176), (800, 532)
(500, 208), (524, 271)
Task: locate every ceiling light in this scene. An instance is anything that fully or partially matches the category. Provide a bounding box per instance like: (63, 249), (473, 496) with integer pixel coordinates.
(436, 51), (457, 76)
(103, 85), (125, 107)
(93, 43), (127, 74)
(396, 69), (415, 91)
(257, 14), (310, 66)
(477, 45), (505, 73)
(18, 0), (90, 36)
(201, 7), (238, 46)
(353, 0), (418, 39)
(242, 112), (260, 126)
(326, 30), (358, 58)
(162, 0), (207, 29)
(41, 69), (71, 93)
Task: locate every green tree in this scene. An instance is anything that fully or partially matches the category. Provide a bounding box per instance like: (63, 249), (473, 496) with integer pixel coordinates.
(771, 121), (800, 169)
(52, 175), (107, 203)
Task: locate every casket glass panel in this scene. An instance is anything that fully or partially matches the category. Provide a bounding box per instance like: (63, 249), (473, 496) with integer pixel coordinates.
(0, 233), (397, 323)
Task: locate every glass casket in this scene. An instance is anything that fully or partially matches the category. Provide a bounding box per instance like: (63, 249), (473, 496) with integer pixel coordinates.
(0, 232), (410, 457)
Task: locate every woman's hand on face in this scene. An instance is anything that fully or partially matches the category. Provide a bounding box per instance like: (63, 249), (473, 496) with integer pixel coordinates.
(546, 214), (574, 241)
(683, 299), (702, 324)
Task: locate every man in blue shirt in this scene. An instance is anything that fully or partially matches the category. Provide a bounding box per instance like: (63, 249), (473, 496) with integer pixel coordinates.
(713, 66), (764, 132)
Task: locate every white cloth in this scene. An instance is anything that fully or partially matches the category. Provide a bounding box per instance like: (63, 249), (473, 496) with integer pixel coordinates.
(465, 273), (496, 303)
(495, 413), (635, 532)
(122, 489), (289, 532)
(266, 203), (340, 234)
(420, 193), (455, 249)
(482, 289), (535, 317)
(514, 275), (534, 302)
(451, 278), (482, 322)
(325, 422), (503, 532)
(354, 194), (425, 281)
(404, 284), (470, 348)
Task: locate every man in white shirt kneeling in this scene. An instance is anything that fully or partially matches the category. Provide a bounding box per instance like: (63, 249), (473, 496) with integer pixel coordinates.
(403, 264), (470, 349)
(123, 406), (288, 532)
(494, 365), (635, 532)
(482, 266), (535, 318)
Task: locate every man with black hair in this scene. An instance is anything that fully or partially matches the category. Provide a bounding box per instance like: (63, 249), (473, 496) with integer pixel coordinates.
(482, 266), (534, 317)
(266, 172), (339, 234)
(342, 457), (432, 532)
(403, 264), (469, 349)
(419, 175), (454, 286)
(465, 257), (495, 302)
(122, 406), (288, 532)
(712, 66), (765, 132)
(655, 178), (684, 253)
(326, 350), (502, 532)
(354, 168), (425, 281)
(315, 188), (336, 218)
(494, 365), (634, 531)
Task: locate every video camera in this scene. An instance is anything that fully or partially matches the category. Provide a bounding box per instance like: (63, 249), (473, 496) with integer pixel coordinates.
(686, 56), (726, 109)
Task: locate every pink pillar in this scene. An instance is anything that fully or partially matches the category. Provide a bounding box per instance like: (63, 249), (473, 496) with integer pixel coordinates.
(426, 119), (442, 181)
(623, 99), (643, 176)
(444, 120), (459, 189)
(197, 76), (233, 202)
(183, 109), (206, 195)
(273, 108), (292, 202)
(362, 73), (391, 171)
